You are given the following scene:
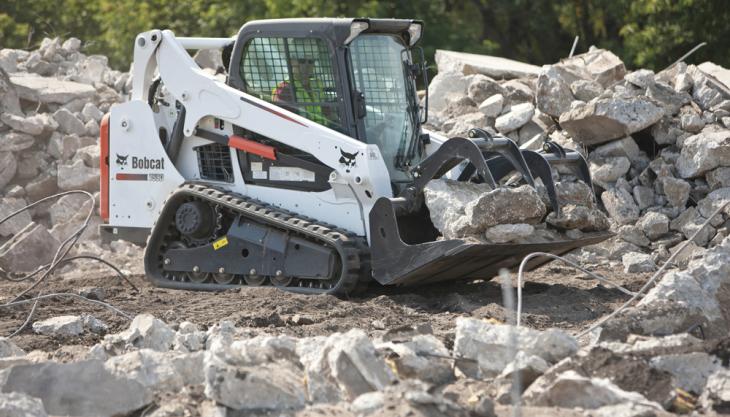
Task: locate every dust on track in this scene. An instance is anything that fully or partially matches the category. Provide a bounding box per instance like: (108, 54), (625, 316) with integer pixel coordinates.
(0, 260), (650, 353)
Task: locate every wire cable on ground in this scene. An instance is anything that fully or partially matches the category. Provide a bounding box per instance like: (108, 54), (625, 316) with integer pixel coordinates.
(514, 201), (730, 336)
(2, 293), (132, 320)
(0, 190), (135, 336)
(575, 201), (730, 338)
(515, 251), (638, 327)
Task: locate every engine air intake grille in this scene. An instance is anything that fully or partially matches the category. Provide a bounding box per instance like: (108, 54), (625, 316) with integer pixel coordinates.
(195, 143), (234, 183)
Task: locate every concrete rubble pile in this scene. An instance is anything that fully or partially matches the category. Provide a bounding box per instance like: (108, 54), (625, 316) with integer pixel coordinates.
(0, 37), (134, 272)
(425, 47), (730, 273)
(0, 312), (727, 416)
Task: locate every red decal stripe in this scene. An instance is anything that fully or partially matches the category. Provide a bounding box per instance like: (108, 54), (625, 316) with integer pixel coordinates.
(116, 173), (148, 181)
(228, 135), (277, 160)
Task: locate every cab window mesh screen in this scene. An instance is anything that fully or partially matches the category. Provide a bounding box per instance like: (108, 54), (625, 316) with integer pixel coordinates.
(350, 36), (407, 133)
(240, 37), (343, 131)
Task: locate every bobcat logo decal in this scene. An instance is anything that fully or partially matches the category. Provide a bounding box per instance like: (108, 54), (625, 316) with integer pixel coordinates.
(339, 149), (358, 173)
(116, 154), (129, 166)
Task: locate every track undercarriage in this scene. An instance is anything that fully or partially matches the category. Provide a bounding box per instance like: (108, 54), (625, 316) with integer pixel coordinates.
(144, 183), (369, 295)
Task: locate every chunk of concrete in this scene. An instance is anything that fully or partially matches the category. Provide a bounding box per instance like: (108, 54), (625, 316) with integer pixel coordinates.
(649, 352), (721, 394)
(0, 392), (47, 417)
(0, 360), (152, 417)
(32, 315), (84, 337)
(435, 49), (540, 79)
(204, 352), (306, 411)
(699, 368), (730, 412)
(297, 329), (395, 403)
(601, 187), (640, 225)
(9, 72), (95, 104)
(53, 108), (86, 136)
(377, 334), (453, 385)
(103, 314), (175, 352)
(57, 159), (99, 192)
(453, 318), (577, 379)
(661, 177), (691, 208)
(466, 185), (547, 230)
(559, 95), (664, 146)
(485, 223), (535, 243)
(0, 152), (17, 190)
(478, 94), (504, 118)
(0, 198), (32, 237)
(622, 252), (657, 273)
(590, 156), (630, 186)
(525, 370), (661, 410)
(638, 211), (670, 240)
(0, 337), (25, 358)
(495, 102), (534, 133)
(105, 349), (204, 393)
(0, 222), (61, 273)
(676, 128), (730, 178)
(546, 204), (610, 232)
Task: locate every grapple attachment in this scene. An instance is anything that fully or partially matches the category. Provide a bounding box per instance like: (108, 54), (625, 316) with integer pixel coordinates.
(369, 128), (609, 286)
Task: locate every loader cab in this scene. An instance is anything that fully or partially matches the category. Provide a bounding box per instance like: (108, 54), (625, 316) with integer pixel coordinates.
(227, 18), (428, 189)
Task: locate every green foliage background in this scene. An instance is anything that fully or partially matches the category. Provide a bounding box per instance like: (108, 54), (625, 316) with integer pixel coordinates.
(1, 0), (728, 71)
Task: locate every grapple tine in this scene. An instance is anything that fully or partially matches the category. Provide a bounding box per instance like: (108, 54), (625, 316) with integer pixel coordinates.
(541, 141), (593, 189)
(467, 128), (536, 187)
(520, 150), (561, 215)
(412, 136), (496, 190)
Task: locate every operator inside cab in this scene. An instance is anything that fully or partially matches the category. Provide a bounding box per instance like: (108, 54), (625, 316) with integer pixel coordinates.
(271, 46), (333, 126)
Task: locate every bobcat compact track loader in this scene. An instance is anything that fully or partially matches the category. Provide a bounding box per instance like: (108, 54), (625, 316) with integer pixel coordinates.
(99, 18), (610, 295)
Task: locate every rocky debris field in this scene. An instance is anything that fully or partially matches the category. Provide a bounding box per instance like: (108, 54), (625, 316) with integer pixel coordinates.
(1, 38), (730, 416)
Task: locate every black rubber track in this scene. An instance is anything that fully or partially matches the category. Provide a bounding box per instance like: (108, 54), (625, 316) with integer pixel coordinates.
(144, 183), (370, 296)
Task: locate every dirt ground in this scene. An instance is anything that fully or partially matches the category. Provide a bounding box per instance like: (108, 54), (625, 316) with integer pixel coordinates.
(0, 254), (651, 353)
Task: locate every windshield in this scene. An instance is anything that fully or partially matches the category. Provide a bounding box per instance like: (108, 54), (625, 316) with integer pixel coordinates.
(349, 35), (421, 183)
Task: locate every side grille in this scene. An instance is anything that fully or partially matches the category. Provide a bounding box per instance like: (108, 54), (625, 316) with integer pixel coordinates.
(195, 143), (234, 183)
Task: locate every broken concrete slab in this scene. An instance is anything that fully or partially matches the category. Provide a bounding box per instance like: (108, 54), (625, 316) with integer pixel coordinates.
(103, 314), (175, 352)
(485, 223), (535, 243)
(466, 185), (547, 230)
(524, 370), (662, 410)
(297, 329), (395, 403)
(204, 351), (306, 411)
(546, 204), (609, 232)
(0, 197), (32, 237)
(105, 349), (204, 394)
(32, 315), (84, 337)
(453, 318), (577, 379)
(0, 360), (152, 417)
(57, 159), (99, 192)
(377, 334), (453, 385)
(495, 102), (534, 133)
(0, 222), (61, 273)
(559, 94), (664, 146)
(0, 337), (25, 358)
(0, 152), (17, 190)
(601, 187), (640, 225)
(676, 128), (730, 178)
(478, 94), (504, 117)
(0, 392), (47, 417)
(9, 72), (95, 104)
(622, 252), (656, 273)
(660, 177), (691, 208)
(649, 352), (721, 394)
(638, 211), (670, 240)
(699, 368), (730, 412)
(435, 49), (540, 79)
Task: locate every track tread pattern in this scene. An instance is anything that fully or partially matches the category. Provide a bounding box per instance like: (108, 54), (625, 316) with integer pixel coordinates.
(144, 183), (370, 296)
